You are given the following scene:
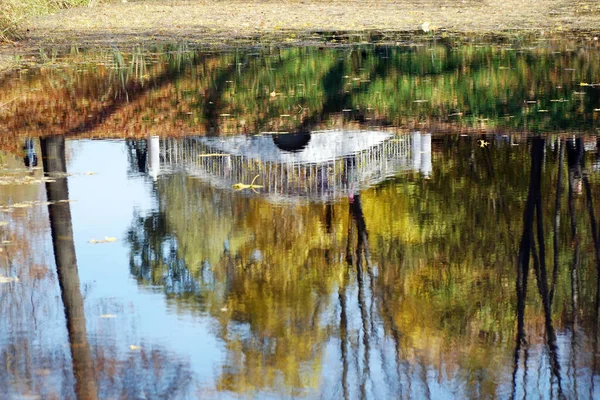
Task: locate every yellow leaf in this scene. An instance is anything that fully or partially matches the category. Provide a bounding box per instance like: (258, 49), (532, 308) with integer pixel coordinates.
(99, 314), (116, 318)
(232, 175), (263, 192)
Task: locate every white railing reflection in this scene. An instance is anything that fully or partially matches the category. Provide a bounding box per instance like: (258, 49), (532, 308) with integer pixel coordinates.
(155, 130), (433, 202)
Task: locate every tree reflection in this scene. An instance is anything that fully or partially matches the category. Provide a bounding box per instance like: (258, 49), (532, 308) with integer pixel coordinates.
(3, 43), (600, 142)
(125, 135), (600, 398)
(41, 136), (99, 400)
(37, 137), (195, 399)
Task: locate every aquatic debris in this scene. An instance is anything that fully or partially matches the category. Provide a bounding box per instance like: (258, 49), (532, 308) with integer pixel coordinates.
(12, 203), (33, 208)
(477, 140), (489, 148)
(0, 176), (57, 186)
(0, 221), (8, 227)
(0, 275), (19, 284)
(84, 172), (98, 175)
(232, 175), (263, 193)
(45, 172), (72, 178)
(89, 237), (118, 244)
(197, 153), (230, 158)
(0, 200), (76, 213)
(99, 314), (117, 318)
(129, 345), (142, 351)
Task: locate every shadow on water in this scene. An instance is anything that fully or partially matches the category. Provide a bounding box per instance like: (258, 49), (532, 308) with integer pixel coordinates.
(2, 42), (600, 142)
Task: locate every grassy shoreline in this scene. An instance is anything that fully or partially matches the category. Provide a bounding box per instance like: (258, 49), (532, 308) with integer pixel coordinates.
(1, 0), (599, 75)
(1, 0), (91, 42)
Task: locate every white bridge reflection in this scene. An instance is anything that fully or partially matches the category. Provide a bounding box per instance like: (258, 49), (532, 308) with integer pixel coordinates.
(149, 130), (432, 202)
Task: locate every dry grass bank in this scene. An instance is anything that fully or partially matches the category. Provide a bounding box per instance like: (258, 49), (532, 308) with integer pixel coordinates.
(0, 0), (599, 74)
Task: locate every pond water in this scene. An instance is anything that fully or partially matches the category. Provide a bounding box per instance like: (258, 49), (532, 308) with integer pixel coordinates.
(1, 39), (600, 399)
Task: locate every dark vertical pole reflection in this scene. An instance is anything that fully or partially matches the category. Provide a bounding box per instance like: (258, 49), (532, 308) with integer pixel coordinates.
(41, 136), (98, 400)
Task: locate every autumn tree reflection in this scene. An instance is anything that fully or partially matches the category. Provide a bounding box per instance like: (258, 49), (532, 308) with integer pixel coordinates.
(125, 135), (600, 398)
(3, 44), (600, 141)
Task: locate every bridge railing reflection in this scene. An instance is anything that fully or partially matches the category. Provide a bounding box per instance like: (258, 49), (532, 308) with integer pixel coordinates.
(151, 131), (432, 203)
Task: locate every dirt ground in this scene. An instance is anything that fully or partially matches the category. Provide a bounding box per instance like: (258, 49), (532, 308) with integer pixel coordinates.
(1, 0), (600, 71)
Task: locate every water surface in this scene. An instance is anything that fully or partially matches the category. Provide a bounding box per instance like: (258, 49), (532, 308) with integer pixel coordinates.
(1, 40), (600, 399)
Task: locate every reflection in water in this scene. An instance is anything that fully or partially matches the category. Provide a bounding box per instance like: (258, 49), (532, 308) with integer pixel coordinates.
(41, 136), (99, 400)
(124, 134), (600, 398)
(2, 39), (600, 399)
(151, 131), (430, 202)
(2, 43), (600, 141)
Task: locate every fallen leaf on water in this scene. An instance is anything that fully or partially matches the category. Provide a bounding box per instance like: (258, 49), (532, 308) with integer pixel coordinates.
(129, 345), (142, 350)
(232, 175), (264, 193)
(89, 237), (117, 244)
(0, 275), (19, 284)
(99, 314), (117, 318)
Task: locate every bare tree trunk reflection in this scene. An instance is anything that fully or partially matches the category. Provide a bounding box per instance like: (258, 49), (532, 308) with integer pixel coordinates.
(338, 264), (350, 400)
(512, 138), (564, 399)
(582, 142), (600, 397)
(563, 138), (582, 398)
(550, 140), (564, 304)
(41, 136), (98, 400)
(352, 195), (371, 399)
